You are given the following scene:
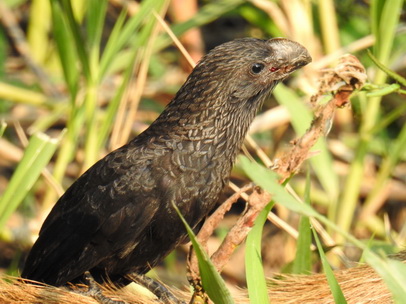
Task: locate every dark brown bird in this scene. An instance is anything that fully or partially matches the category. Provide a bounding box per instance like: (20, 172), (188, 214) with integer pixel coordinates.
(21, 38), (311, 300)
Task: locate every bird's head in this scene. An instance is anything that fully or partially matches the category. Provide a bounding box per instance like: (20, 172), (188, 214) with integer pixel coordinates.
(186, 37), (311, 104)
(151, 37), (311, 135)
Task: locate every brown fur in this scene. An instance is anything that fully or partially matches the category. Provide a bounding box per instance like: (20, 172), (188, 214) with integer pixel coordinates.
(1, 257), (402, 304)
(268, 264), (392, 304)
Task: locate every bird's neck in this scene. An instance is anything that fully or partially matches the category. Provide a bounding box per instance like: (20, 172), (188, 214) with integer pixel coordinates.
(144, 90), (264, 167)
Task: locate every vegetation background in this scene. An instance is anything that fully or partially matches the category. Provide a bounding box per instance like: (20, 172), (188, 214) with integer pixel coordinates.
(0, 0), (405, 303)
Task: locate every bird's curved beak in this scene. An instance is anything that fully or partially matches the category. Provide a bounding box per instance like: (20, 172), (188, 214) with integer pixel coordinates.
(267, 38), (312, 79)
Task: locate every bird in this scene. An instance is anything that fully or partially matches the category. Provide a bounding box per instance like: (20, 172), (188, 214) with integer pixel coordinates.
(21, 37), (311, 302)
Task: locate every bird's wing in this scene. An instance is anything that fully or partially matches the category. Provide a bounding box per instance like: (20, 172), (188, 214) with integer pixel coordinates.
(22, 144), (159, 285)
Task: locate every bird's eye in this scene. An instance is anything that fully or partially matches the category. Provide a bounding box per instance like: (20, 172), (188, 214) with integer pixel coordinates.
(251, 63), (265, 74)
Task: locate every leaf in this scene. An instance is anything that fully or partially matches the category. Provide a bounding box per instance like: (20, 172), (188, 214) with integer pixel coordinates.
(367, 50), (406, 86)
(0, 120), (6, 138)
(99, 0), (166, 77)
(292, 170), (312, 274)
(86, 0), (107, 53)
(365, 83), (401, 97)
(245, 201), (273, 304)
(0, 132), (62, 230)
(172, 204), (235, 304)
(58, 0), (91, 81)
(312, 228), (347, 304)
(239, 156), (319, 218)
(50, 0), (79, 97)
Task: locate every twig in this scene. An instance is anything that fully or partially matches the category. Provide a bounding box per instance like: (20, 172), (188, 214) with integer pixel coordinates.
(210, 188), (271, 271)
(153, 11), (196, 70)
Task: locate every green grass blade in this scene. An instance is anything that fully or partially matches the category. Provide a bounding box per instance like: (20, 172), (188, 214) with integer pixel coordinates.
(99, 0), (163, 77)
(367, 50), (406, 86)
(292, 170), (312, 274)
(273, 85), (313, 133)
(97, 50), (138, 150)
(376, 0), (404, 63)
(0, 120), (6, 137)
(370, 0), (384, 55)
(172, 204), (235, 304)
(86, 0), (107, 54)
(59, 0), (91, 81)
(50, 0), (79, 97)
(0, 132), (61, 230)
(245, 201), (273, 304)
(0, 82), (50, 106)
(97, 7), (128, 79)
(312, 228), (347, 304)
(27, 0), (51, 65)
(239, 156), (319, 218)
(317, 0), (340, 54)
(365, 83), (401, 98)
(86, 0), (107, 85)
